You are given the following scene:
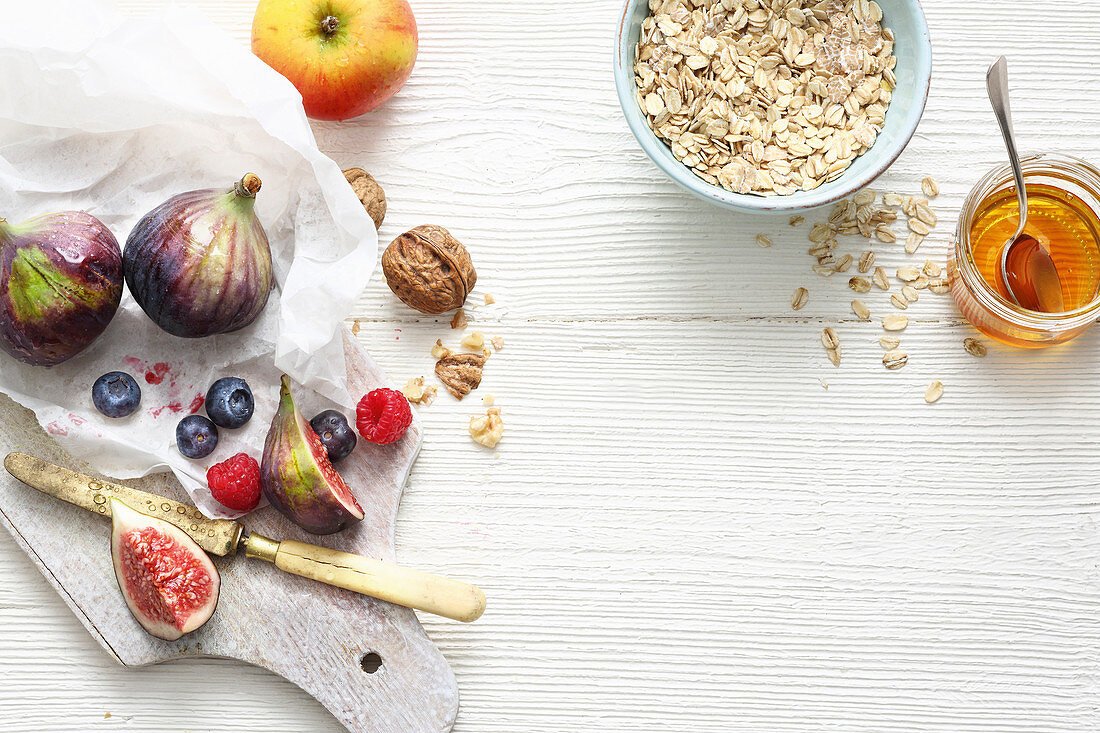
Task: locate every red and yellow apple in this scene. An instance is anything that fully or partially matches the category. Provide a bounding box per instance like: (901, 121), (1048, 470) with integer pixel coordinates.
(251, 0), (418, 121)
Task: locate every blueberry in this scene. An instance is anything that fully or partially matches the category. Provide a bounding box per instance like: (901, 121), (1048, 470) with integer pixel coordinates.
(92, 372), (141, 418)
(205, 377), (254, 429)
(176, 415), (219, 459)
(310, 410), (357, 463)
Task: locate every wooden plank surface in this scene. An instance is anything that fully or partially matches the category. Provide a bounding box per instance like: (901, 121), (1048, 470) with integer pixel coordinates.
(3, 0), (1100, 731)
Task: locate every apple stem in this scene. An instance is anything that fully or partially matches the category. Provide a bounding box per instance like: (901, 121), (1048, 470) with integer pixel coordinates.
(321, 15), (340, 36)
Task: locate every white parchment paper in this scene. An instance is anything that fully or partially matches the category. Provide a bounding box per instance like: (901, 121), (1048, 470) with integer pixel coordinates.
(0, 1), (379, 517)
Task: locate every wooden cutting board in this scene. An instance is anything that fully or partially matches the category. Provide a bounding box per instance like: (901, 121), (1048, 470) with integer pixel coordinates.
(0, 329), (459, 733)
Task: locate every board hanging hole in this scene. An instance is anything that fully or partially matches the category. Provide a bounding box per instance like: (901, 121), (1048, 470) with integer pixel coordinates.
(359, 652), (382, 674)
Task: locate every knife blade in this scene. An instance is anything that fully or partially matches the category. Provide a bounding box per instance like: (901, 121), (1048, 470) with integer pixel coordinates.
(3, 452), (486, 622)
(4, 452), (243, 556)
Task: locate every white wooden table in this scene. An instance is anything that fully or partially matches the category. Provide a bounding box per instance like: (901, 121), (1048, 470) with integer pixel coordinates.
(4, 1), (1100, 730)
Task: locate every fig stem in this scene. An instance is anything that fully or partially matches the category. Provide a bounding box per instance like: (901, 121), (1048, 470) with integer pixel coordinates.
(235, 174), (262, 198)
(320, 15), (340, 36)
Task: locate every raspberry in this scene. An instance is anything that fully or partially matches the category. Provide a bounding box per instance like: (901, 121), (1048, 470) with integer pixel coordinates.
(356, 388), (413, 445)
(206, 453), (262, 512)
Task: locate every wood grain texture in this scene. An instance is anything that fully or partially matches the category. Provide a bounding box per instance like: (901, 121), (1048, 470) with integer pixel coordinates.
(3, 0), (1100, 731)
(0, 330), (459, 733)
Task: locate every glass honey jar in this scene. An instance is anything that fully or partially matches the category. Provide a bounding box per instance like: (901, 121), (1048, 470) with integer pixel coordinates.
(948, 153), (1100, 347)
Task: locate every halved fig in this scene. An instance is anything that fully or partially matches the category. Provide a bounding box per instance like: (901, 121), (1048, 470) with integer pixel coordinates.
(110, 498), (220, 641)
(261, 375), (364, 535)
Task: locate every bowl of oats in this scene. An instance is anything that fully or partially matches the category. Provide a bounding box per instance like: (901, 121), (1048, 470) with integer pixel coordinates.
(615, 0), (932, 213)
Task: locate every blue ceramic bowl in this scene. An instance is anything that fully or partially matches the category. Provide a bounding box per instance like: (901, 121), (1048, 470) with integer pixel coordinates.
(614, 1), (932, 214)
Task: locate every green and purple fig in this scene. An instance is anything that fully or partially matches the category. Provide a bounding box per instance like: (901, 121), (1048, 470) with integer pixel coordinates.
(0, 211), (123, 366)
(123, 174), (274, 338)
(261, 375), (364, 535)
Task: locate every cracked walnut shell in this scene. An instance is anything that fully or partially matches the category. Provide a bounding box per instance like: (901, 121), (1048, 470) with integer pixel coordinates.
(343, 168), (387, 229)
(383, 225), (477, 314)
(435, 348), (487, 399)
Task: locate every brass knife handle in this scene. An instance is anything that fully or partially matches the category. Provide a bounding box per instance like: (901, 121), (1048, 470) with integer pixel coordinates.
(244, 533), (486, 622)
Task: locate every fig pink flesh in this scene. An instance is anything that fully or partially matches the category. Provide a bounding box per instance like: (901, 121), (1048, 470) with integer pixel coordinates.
(110, 499), (219, 641)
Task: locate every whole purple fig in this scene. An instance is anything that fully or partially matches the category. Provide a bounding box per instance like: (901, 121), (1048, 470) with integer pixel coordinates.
(0, 212), (123, 366)
(124, 174), (274, 338)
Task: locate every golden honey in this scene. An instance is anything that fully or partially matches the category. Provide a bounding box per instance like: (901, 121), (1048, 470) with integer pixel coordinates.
(949, 154), (1100, 348)
(968, 183), (1100, 311)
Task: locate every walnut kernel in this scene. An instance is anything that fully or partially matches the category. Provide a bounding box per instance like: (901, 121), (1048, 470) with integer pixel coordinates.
(469, 407), (503, 448)
(461, 331), (485, 348)
(402, 377), (436, 406)
(342, 168), (386, 229)
(382, 225), (477, 314)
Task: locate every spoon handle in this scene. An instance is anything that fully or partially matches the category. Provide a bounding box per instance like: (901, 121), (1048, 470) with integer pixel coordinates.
(986, 55), (1028, 234)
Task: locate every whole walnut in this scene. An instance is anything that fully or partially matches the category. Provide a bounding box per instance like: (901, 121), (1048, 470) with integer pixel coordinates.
(343, 168), (386, 229)
(382, 226), (477, 314)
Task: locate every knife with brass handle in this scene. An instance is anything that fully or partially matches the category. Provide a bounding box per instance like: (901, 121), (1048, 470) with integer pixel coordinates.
(4, 452), (486, 623)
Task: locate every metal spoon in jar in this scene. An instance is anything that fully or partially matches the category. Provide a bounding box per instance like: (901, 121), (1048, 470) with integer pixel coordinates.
(986, 56), (1064, 313)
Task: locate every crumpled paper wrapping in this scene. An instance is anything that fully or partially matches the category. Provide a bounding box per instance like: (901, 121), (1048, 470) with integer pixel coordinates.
(0, 1), (379, 517)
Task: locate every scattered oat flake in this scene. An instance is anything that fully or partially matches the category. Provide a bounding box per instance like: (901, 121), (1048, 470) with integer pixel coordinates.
(834, 254), (853, 272)
(964, 337), (988, 357)
(827, 347), (842, 367)
(872, 267), (890, 291)
(922, 176), (940, 198)
(925, 381), (944, 403)
(484, 293), (496, 305)
(883, 350), (909, 370)
(849, 276), (871, 293)
(923, 260), (942, 277)
(905, 232), (924, 254)
(879, 335), (900, 350)
(882, 314), (908, 331)
(756, 234), (772, 248)
(928, 278), (951, 294)
(791, 286), (809, 311)
(897, 265), (920, 282)
(790, 215), (805, 227)
(901, 285), (919, 302)
(858, 251), (875, 273)
(883, 193), (903, 208)
(851, 299), (870, 320)
(874, 225), (897, 243)
(890, 293), (909, 310)
(450, 309), (467, 329)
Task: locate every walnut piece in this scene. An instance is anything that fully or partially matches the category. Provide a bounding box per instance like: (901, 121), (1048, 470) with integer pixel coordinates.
(490, 336), (504, 352)
(401, 377), (436, 406)
(469, 407), (503, 448)
(342, 168), (386, 229)
(431, 339), (450, 359)
(450, 308), (467, 329)
(435, 349), (487, 399)
(382, 225), (477, 314)
(461, 331), (485, 348)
